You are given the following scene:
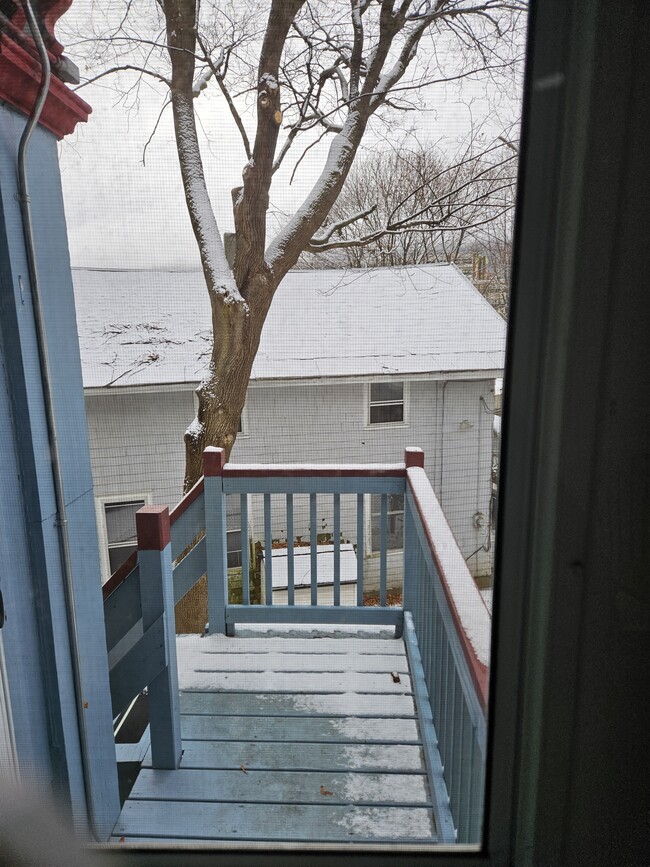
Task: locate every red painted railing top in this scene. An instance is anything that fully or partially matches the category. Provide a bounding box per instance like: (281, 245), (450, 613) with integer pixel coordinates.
(407, 465), (491, 712)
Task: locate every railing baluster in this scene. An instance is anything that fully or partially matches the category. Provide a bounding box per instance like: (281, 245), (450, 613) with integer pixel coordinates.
(380, 493), (388, 606)
(310, 492), (318, 606)
(356, 493), (364, 606)
(264, 492), (273, 605)
(333, 493), (341, 606)
(240, 493), (249, 606)
(286, 494), (295, 606)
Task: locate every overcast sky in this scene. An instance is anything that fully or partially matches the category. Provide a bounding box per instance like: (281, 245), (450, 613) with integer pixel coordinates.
(58, 12), (521, 271)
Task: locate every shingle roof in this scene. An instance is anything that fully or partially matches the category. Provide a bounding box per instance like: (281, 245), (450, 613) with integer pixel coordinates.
(72, 263), (505, 389)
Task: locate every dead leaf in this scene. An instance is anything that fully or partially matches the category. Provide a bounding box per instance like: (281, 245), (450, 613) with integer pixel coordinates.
(240, 764), (248, 774)
(320, 785), (334, 796)
(391, 671), (401, 683)
(118, 837), (125, 844)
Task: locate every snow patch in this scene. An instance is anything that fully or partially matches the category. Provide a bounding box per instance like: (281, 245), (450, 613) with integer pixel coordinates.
(337, 806), (433, 839)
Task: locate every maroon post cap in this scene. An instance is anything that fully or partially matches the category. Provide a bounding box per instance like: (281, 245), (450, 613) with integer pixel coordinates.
(136, 505), (170, 551)
(405, 447), (425, 468)
(203, 447), (227, 476)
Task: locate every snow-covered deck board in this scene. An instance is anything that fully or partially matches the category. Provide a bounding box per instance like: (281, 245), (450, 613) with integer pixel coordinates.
(112, 629), (443, 844)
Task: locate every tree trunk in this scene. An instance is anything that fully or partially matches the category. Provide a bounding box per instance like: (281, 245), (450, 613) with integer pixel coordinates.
(183, 268), (275, 491)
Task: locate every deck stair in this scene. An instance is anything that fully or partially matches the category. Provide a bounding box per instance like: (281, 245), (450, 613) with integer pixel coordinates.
(112, 627), (444, 844)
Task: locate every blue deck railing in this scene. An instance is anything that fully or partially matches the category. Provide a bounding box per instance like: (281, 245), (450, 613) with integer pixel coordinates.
(102, 446), (491, 843)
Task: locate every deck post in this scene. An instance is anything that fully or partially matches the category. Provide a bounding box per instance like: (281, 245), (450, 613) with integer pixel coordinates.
(403, 448), (425, 614)
(136, 506), (182, 770)
(204, 448), (229, 635)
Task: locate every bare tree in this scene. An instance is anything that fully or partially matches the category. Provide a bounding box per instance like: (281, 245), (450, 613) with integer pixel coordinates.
(70, 0), (526, 489)
(300, 134), (517, 274)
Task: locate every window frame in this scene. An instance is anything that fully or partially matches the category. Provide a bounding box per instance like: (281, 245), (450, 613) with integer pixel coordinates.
(364, 380), (410, 428)
(95, 493), (151, 584)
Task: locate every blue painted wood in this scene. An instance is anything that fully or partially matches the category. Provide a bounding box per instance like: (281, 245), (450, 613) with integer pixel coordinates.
(163, 740), (424, 772)
(108, 614), (165, 717)
(263, 492), (273, 604)
(103, 564), (141, 652)
(181, 714), (421, 747)
(404, 487), (487, 843)
(172, 536), (206, 603)
(223, 476), (404, 496)
(240, 494), (250, 605)
(310, 492), (318, 606)
(170, 495), (205, 561)
(225, 604), (402, 628)
(333, 493), (341, 606)
(205, 474), (228, 634)
(138, 545), (182, 769)
(286, 494), (294, 606)
(402, 482), (422, 611)
(0, 112), (120, 836)
(113, 801), (436, 842)
(180, 693), (416, 721)
(380, 493), (388, 606)
(402, 612), (456, 844)
(356, 494), (364, 606)
(130, 767), (431, 806)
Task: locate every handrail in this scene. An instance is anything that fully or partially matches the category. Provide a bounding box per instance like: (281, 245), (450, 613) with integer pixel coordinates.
(402, 448), (491, 843)
(406, 465), (490, 711)
(102, 477), (205, 603)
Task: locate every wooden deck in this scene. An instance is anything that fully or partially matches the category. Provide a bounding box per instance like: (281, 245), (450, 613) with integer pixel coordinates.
(112, 626), (444, 845)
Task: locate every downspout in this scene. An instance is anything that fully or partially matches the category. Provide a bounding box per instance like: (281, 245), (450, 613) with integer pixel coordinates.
(17, 0), (101, 841)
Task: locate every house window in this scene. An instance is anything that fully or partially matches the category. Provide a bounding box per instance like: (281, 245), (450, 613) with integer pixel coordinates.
(368, 382), (405, 424)
(370, 494), (404, 552)
(104, 500), (145, 574)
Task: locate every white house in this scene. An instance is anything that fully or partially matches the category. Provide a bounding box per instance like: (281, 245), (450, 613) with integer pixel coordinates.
(73, 263), (505, 588)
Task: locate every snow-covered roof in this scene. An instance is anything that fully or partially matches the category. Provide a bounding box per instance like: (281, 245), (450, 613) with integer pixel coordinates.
(72, 264), (505, 390)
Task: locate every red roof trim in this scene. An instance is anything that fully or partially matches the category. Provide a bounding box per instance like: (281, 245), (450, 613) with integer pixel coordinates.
(0, 34), (91, 138)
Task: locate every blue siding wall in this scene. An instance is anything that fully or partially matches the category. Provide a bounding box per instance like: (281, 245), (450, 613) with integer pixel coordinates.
(0, 104), (119, 838)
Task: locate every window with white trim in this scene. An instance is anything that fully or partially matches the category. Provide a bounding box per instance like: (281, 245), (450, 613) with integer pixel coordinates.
(104, 499), (145, 574)
(370, 493), (404, 552)
(368, 381), (405, 425)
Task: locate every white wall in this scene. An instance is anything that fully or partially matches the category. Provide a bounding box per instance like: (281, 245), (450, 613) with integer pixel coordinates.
(85, 377), (496, 583)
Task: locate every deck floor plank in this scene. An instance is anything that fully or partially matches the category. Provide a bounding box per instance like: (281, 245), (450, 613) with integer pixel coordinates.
(180, 652), (410, 673)
(115, 630), (439, 844)
(180, 714), (420, 743)
(179, 670), (412, 694)
(113, 801), (436, 842)
(143, 741), (425, 772)
(130, 768), (430, 805)
(180, 691), (416, 718)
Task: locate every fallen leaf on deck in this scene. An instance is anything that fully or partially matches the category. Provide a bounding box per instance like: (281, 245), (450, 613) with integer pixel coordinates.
(391, 671), (401, 683)
(240, 764), (248, 774)
(320, 785), (334, 796)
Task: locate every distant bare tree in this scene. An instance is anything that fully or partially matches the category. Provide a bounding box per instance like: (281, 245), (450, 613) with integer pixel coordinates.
(300, 135), (517, 275)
